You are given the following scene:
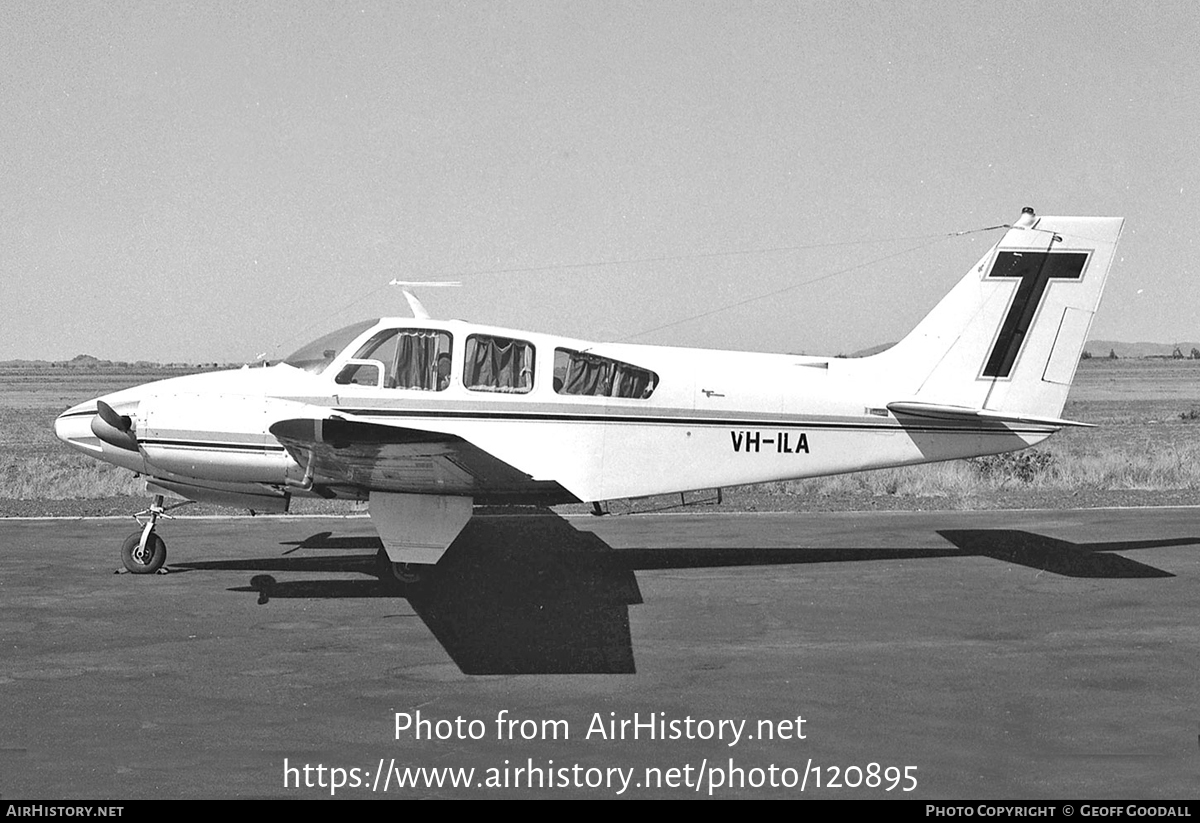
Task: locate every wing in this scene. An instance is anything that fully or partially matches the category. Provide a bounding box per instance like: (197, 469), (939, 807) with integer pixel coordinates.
(268, 416), (575, 504)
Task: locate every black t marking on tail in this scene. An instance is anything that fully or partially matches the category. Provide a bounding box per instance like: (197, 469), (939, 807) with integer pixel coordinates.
(983, 251), (1089, 379)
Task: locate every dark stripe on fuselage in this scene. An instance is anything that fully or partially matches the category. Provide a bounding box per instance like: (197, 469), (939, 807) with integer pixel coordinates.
(331, 407), (1057, 436)
(139, 415), (1051, 460)
(58, 410), (100, 420)
(61, 404), (1059, 437)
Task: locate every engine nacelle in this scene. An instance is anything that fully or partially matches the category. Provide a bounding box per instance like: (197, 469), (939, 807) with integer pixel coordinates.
(138, 393), (298, 483)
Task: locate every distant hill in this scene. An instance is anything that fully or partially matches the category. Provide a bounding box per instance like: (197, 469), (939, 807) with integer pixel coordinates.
(0, 355), (233, 369)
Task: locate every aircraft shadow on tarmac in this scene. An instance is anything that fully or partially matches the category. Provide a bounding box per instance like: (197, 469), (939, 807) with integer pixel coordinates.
(173, 512), (1193, 675)
(183, 513), (645, 676)
(934, 530), (1184, 579)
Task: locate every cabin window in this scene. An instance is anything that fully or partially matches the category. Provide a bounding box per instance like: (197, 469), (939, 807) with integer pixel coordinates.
(463, 335), (535, 394)
(553, 348), (658, 399)
(345, 328), (453, 390)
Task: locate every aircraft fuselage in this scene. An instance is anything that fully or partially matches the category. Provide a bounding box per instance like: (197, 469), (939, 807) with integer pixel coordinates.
(55, 318), (1051, 511)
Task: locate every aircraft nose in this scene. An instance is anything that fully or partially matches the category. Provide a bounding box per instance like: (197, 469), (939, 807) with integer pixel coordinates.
(55, 401), (104, 454)
(55, 396), (143, 460)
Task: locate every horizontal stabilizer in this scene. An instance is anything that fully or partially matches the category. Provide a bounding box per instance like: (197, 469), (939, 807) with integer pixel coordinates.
(886, 401), (1095, 429)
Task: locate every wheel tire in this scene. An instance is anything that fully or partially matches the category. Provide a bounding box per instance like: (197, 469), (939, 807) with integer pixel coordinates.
(121, 530), (166, 574)
(391, 562), (424, 585)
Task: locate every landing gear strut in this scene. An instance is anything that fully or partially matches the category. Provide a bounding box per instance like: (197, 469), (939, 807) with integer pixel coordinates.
(119, 494), (190, 574)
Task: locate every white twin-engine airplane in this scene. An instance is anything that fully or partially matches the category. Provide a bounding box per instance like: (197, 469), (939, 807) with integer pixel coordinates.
(56, 208), (1123, 577)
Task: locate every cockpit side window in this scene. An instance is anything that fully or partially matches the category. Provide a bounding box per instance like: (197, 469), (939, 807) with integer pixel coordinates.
(464, 335), (535, 394)
(553, 348), (658, 399)
(343, 328), (453, 390)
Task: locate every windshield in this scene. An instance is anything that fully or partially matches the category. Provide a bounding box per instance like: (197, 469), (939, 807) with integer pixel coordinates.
(283, 320), (379, 374)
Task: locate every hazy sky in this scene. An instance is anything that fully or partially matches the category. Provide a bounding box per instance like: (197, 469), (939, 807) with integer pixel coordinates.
(3, 1), (1198, 362)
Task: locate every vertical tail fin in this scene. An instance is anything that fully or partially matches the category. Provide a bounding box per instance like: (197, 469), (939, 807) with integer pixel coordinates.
(870, 208), (1124, 422)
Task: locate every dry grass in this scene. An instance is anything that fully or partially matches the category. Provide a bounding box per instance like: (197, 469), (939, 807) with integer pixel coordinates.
(14, 438), (1194, 504)
(0, 368), (190, 502)
(1053, 443), (1200, 490)
(766, 440), (1200, 501)
(0, 452), (144, 499)
(4, 360), (1200, 505)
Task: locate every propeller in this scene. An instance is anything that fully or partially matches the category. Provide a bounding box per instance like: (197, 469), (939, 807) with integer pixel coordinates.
(90, 400), (139, 451)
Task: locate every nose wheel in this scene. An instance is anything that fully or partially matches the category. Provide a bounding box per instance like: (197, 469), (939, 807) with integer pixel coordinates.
(121, 527), (166, 574)
(118, 494), (191, 574)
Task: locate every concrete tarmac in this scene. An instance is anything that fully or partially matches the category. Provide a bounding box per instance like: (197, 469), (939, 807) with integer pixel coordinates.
(1, 508), (1197, 799)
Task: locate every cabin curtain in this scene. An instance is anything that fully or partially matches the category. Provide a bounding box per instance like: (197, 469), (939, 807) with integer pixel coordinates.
(562, 352), (609, 395)
(394, 330), (441, 390)
(465, 336), (533, 392)
(611, 363), (651, 398)
(561, 352), (653, 398)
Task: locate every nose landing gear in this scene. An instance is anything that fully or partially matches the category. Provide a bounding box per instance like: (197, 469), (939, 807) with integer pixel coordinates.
(118, 494), (192, 574)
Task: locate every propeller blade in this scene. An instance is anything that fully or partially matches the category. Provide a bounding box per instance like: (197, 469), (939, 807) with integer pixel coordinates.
(96, 400), (132, 432)
(92, 401), (138, 451)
